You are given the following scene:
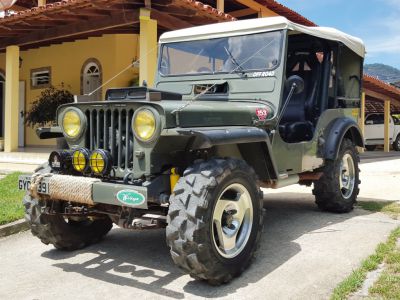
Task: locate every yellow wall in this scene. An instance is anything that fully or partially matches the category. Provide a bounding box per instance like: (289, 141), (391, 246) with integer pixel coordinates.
(0, 34), (139, 147)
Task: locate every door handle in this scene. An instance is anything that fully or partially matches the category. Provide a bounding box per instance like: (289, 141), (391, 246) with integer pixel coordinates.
(20, 110), (24, 118)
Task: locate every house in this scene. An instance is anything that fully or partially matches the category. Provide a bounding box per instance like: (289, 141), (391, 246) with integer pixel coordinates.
(0, 0), (314, 152)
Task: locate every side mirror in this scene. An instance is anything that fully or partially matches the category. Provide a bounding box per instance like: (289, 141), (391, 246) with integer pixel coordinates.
(286, 75), (304, 94)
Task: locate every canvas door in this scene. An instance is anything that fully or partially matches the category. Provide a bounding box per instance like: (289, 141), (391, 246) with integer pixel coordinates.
(18, 81), (25, 147)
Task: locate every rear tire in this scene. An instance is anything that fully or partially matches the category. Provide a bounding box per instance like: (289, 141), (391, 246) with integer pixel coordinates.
(393, 135), (400, 151)
(313, 138), (360, 213)
(24, 164), (112, 250)
(166, 158), (264, 285)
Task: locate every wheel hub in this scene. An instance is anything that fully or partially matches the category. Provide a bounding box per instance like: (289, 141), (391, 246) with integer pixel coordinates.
(212, 183), (253, 258)
(339, 153), (356, 199)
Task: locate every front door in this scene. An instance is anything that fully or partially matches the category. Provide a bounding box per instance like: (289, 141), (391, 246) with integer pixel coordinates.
(82, 62), (101, 101)
(18, 81), (25, 147)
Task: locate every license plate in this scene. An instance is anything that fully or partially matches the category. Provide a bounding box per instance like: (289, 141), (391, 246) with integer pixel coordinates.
(18, 175), (50, 195)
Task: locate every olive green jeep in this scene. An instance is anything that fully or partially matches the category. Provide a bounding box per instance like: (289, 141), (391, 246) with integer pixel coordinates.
(19, 16), (365, 284)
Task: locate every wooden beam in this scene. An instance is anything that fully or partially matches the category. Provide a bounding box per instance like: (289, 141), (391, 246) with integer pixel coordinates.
(150, 9), (192, 30)
(235, 0), (277, 17)
(0, 10), (140, 51)
(359, 92), (365, 153)
(217, 0), (224, 13)
(228, 7), (256, 18)
(384, 99), (391, 152)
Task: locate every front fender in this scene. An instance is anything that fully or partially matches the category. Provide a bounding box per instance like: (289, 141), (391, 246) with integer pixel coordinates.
(176, 126), (269, 149)
(323, 118), (364, 160)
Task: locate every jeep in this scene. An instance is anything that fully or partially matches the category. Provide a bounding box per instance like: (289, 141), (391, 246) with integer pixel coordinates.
(20, 16), (365, 284)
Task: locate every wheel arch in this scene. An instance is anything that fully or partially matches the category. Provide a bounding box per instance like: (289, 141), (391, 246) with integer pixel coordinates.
(323, 117), (364, 160)
(174, 127), (278, 181)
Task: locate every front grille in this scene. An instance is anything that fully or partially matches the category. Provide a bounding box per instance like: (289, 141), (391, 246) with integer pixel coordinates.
(85, 108), (134, 175)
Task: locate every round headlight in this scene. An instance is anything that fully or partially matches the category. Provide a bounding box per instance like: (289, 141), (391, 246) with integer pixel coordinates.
(62, 110), (82, 138)
(133, 109), (157, 142)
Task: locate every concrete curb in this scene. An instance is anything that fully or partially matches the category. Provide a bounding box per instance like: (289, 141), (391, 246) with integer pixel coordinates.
(0, 219), (29, 238)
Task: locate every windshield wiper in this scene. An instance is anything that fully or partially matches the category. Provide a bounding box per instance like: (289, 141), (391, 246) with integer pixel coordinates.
(224, 47), (246, 75)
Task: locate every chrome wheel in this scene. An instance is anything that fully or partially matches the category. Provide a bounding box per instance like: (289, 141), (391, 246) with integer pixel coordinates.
(339, 153), (355, 199)
(212, 183), (253, 258)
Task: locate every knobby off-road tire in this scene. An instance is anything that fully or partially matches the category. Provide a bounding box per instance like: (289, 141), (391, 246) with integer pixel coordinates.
(23, 163), (112, 250)
(393, 134), (400, 151)
(313, 138), (360, 213)
(166, 158), (264, 285)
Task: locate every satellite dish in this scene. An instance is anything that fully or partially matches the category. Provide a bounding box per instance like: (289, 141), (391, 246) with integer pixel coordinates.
(0, 0), (17, 11)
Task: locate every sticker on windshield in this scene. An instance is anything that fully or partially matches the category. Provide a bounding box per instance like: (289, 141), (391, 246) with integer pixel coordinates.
(251, 71), (275, 78)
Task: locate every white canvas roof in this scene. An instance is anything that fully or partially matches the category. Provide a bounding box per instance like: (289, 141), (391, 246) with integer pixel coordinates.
(159, 16), (365, 58)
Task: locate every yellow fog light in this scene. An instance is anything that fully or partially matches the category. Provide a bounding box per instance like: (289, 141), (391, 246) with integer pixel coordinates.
(72, 148), (90, 172)
(89, 149), (112, 175)
(62, 110), (82, 139)
(133, 109), (157, 142)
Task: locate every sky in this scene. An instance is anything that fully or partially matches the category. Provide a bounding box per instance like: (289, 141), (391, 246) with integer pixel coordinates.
(278, 0), (400, 69)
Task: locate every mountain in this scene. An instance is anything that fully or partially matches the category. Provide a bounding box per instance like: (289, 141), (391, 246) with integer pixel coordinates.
(364, 63), (400, 84)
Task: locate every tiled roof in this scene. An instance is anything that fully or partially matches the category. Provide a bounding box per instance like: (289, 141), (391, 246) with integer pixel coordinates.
(256, 0), (316, 26)
(180, 0), (236, 21)
(363, 75), (400, 100)
(2, 0), (236, 24)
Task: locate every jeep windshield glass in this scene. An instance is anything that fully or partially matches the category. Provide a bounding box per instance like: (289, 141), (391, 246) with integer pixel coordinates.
(159, 31), (283, 76)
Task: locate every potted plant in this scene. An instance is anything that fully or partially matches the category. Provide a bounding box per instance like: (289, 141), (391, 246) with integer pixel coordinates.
(25, 86), (74, 148)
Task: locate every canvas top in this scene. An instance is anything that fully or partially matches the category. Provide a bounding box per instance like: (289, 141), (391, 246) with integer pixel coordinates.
(159, 16), (365, 57)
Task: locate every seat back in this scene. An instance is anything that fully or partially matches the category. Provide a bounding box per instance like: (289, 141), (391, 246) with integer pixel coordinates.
(281, 52), (321, 124)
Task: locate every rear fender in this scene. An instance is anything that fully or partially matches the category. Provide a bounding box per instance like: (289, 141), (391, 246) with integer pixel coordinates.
(323, 118), (364, 160)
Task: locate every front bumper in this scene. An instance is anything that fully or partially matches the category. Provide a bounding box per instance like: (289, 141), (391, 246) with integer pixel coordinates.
(18, 174), (170, 209)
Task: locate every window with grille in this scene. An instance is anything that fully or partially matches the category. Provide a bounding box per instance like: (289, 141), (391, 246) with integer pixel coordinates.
(31, 67), (51, 89)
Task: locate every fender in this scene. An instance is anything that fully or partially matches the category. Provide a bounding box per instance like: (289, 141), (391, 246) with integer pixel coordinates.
(176, 126), (269, 149)
(36, 126), (64, 139)
(176, 126), (278, 180)
(323, 117), (364, 160)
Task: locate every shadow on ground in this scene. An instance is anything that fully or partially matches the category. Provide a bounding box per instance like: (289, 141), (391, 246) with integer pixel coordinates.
(41, 194), (372, 299)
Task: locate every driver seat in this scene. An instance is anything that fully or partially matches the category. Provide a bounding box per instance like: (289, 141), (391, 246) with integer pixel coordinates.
(279, 52), (321, 143)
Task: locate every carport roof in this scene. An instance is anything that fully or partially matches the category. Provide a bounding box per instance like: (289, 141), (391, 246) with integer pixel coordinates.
(0, 0), (236, 51)
(363, 75), (400, 107)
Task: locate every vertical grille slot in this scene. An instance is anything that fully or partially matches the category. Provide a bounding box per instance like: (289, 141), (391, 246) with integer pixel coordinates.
(85, 107), (133, 175)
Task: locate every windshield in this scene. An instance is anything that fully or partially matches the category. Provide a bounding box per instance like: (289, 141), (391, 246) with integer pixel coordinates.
(159, 31), (283, 76)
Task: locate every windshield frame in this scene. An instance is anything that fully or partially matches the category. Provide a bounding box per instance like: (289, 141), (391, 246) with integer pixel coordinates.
(158, 30), (284, 78)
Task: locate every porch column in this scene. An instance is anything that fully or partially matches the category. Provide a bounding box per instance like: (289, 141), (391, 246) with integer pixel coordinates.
(358, 92), (366, 153)
(217, 0), (224, 12)
(139, 8), (157, 87)
(4, 45), (19, 153)
(384, 99), (391, 152)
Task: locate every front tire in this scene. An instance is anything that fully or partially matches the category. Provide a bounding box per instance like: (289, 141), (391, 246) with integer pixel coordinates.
(23, 164), (112, 250)
(166, 158), (264, 285)
(313, 138), (360, 213)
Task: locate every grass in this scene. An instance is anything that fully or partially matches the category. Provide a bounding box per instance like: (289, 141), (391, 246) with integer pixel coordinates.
(358, 201), (400, 219)
(0, 172), (25, 225)
(331, 201), (400, 300)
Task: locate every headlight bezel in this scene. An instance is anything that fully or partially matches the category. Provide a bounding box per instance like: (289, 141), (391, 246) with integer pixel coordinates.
(132, 107), (161, 143)
(59, 107), (86, 140)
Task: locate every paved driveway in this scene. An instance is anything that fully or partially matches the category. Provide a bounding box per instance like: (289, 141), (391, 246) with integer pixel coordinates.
(0, 158), (399, 300)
